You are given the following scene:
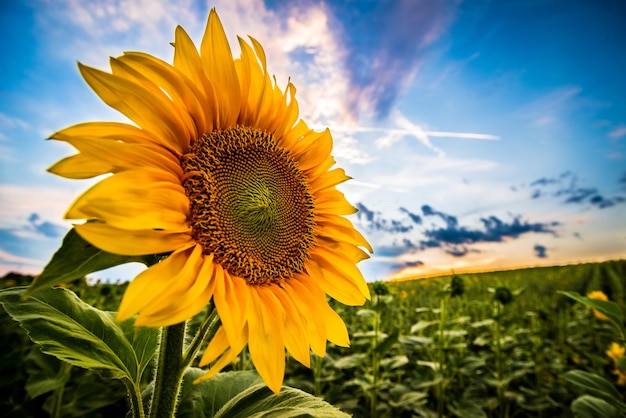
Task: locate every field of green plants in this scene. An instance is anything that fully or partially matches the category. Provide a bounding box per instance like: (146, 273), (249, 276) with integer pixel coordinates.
(1, 259), (625, 417)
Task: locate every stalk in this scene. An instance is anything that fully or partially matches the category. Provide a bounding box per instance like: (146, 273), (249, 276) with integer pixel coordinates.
(149, 322), (186, 418)
(437, 295), (448, 418)
(370, 305), (381, 418)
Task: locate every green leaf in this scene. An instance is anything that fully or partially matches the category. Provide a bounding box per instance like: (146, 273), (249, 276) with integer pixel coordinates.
(117, 317), (159, 382)
(0, 287), (147, 381)
(571, 395), (621, 418)
(448, 399), (488, 418)
(380, 354), (409, 369)
(332, 353), (367, 369)
(51, 369), (127, 418)
(388, 391), (428, 408)
(26, 228), (162, 297)
(214, 383), (350, 418)
(617, 356), (626, 371)
(24, 347), (72, 399)
(410, 320), (438, 334)
(558, 291), (624, 327)
(564, 370), (625, 408)
(177, 369), (261, 418)
(375, 328), (399, 355)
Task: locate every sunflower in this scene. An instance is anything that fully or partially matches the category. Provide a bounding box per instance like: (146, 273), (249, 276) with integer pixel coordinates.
(606, 342), (626, 386)
(48, 9), (371, 393)
(587, 290), (609, 320)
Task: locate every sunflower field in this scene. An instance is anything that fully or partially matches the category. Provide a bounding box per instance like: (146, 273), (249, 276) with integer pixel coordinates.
(2, 259), (624, 418)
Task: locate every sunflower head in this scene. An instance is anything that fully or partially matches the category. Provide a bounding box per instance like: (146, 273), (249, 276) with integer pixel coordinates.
(587, 290), (609, 320)
(48, 9), (371, 394)
(607, 343), (626, 386)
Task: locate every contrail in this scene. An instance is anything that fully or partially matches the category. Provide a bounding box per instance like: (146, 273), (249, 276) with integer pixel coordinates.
(319, 125), (500, 140)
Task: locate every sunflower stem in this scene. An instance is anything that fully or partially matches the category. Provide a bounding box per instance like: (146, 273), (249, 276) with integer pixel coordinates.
(149, 322), (186, 418)
(122, 377), (145, 418)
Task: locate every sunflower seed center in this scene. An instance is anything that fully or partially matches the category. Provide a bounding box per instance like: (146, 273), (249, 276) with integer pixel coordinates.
(181, 127), (315, 284)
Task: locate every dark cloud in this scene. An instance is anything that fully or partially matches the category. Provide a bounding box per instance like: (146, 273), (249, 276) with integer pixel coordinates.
(445, 246), (480, 257)
(528, 171), (626, 209)
(325, 0), (457, 118)
(356, 203), (417, 233)
(421, 204), (458, 228)
(28, 213), (66, 238)
(562, 187), (596, 204)
(534, 244), (547, 258)
(357, 202), (560, 260)
(530, 176), (561, 187)
(419, 212), (558, 255)
(399, 207), (422, 224)
(589, 195), (626, 209)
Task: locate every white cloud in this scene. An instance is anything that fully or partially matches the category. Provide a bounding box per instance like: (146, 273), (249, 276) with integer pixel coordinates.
(0, 184), (82, 229)
(35, 0), (204, 67)
(0, 113), (31, 130)
(608, 125), (626, 139)
(519, 86), (582, 128)
(0, 249), (42, 266)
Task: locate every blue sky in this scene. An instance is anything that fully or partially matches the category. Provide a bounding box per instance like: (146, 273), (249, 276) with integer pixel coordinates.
(1, 0), (625, 281)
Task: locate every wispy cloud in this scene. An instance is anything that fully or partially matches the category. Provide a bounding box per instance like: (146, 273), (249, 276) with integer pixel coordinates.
(526, 171), (626, 209)
(34, 0), (205, 66)
(519, 86), (582, 128)
(608, 125), (626, 139)
(324, 0), (458, 118)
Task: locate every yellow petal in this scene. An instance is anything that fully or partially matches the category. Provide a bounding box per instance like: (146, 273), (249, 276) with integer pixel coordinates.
(314, 189), (357, 215)
(321, 302), (350, 347)
(296, 129), (333, 172)
(318, 237), (371, 263)
(74, 222), (193, 256)
(110, 56), (198, 144)
(279, 119), (310, 150)
(235, 37), (260, 125)
(309, 168), (351, 193)
(213, 267), (249, 348)
(273, 82), (300, 139)
(312, 245), (370, 300)
(272, 284), (311, 367)
(78, 63), (189, 152)
(291, 273), (349, 350)
(50, 121), (180, 155)
(195, 324), (248, 383)
(118, 245), (203, 322)
(247, 286), (285, 394)
(315, 214), (373, 253)
(61, 136), (182, 177)
(135, 252), (216, 327)
(305, 155), (337, 183)
(201, 10), (240, 129)
(173, 25), (218, 133)
(199, 326), (230, 366)
(305, 256), (367, 306)
(66, 169), (189, 232)
(287, 276), (328, 356)
(119, 52), (209, 136)
(48, 153), (113, 179)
